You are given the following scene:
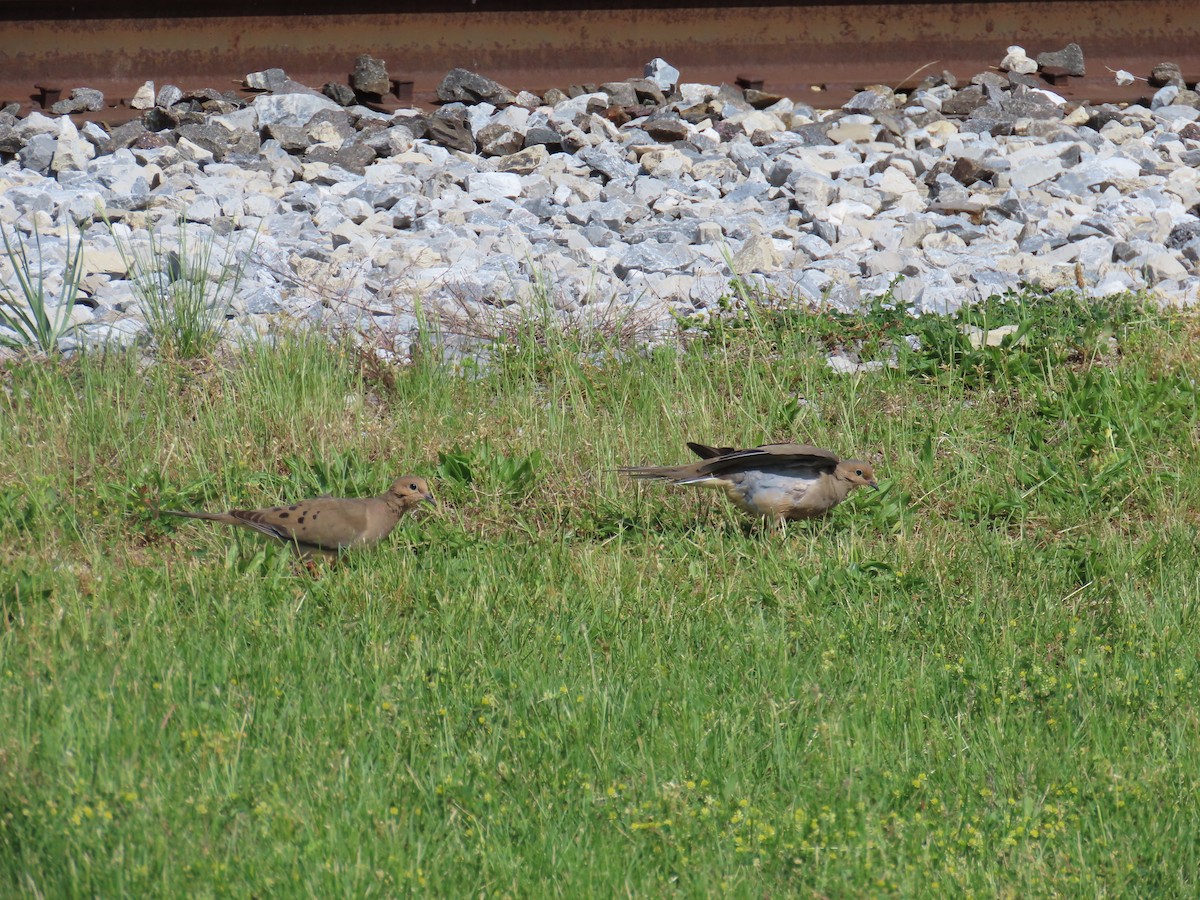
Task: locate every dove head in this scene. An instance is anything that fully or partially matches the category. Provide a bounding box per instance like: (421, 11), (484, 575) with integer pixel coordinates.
(388, 476), (436, 508)
(835, 460), (878, 491)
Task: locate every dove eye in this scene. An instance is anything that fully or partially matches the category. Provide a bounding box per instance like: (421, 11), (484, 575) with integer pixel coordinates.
(409, 483), (418, 491)
(855, 469), (864, 477)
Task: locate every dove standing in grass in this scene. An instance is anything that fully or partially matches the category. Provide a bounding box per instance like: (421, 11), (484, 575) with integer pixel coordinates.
(621, 442), (877, 528)
(164, 476), (435, 559)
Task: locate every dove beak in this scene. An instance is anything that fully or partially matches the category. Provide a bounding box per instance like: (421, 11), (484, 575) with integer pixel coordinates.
(422, 492), (437, 506)
(869, 480), (879, 491)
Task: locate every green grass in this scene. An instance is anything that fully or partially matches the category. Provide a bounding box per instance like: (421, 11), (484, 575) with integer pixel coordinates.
(2, 290), (1200, 896)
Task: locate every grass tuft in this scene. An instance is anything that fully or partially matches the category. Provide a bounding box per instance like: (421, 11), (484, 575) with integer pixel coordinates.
(108, 214), (256, 358)
(0, 222), (83, 355)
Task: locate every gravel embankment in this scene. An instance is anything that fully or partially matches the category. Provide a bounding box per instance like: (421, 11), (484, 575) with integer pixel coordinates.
(2, 53), (1199, 356)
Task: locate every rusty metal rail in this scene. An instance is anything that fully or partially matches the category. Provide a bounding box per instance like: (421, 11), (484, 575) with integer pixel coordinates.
(0, 1), (1195, 116)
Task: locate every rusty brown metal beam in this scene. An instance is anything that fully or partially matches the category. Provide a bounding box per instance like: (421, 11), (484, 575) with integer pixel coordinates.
(0, 2), (1194, 114)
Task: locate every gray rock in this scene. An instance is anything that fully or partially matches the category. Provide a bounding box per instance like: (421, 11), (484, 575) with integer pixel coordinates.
(1008, 158), (1062, 190)
(245, 68), (291, 92)
(549, 92), (608, 128)
(428, 107), (475, 153)
(644, 58), (681, 92)
(253, 92), (343, 128)
(18, 133), (56, 174)
(599, 82), (638, 108)
(745, 89), (786, 110)
(79, 121), (109, 148)
(1055, 156), (1141, 193)
(0, 123), (20, 154)
(140, 107), (180, 131)
(185, 195), (221, 223)
(266, 122), (313, 152)
(843, 87), (896, 112)
(156, 84), (184, 108)
(1150, 62), (1186, 89)
(306, 109), (355, 143)
(1006, 71), (1039, 90)
(1166, 220), (1200, 249)
(626, 78), (668, 106)
(905, 268), (963, 314)
(458, 100), (496, 135)
(495, 145), (548, 175)
(512, 90), (542, 110)
(1152, 86), (1180, 110)
(1085, 104), (1126, 130)
(476, 123), (525, 157)
(1002, 91), (1063, 119)
(242, 193), (278, 218)
(1036, 43), (1085, 77)
(941, 86), (987, 117)
(390, 114), (427, 141)
(304, 138), (376, 174)
(177, 123), (261, 160)
(524, 126), (563, 152)
(352, 55), (390, 98)
(101, 120), (147, 155)
(16, 111), (60, 139)
(50, 88), (104, 115)
(232, 285), (284, 315)
(1158, 101), (1200, 122)
(568, 200), (631, 229)
(789, 122), (834, 145)
(322, 82), (357, 107)
(577, 145), (638, 183)
(1145, 252), (1188, 281)
(614, 243), (696, 277)
(436, 68), (516, 106)
(642, 112), (688, 142)
(963, 104), (1017, 136)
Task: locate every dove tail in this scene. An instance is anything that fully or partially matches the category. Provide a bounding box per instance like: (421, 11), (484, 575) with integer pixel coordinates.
(161, 509), (226, 521)
(618, 465), (680, 481)
(619, 466), (721, 487)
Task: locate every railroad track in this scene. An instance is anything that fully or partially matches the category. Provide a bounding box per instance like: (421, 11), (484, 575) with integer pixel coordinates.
(0, 0), (1196, 119)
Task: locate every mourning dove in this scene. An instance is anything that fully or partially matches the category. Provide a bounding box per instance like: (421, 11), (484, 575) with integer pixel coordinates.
(621, 442), (877, 527)
(164, 476), (435, 559)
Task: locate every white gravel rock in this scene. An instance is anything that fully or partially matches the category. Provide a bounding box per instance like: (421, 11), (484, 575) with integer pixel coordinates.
(1001, 46), (1039, 76)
